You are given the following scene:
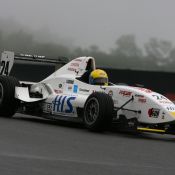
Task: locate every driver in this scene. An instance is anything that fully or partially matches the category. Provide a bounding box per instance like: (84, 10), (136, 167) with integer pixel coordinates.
(89, 69), (108, 86)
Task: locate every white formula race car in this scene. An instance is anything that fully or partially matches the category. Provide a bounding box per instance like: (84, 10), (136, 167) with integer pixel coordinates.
(1, 51), (175, 134)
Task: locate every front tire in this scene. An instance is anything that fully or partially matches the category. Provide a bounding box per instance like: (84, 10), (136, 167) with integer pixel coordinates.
(0, 76), (20, 117)
(83, 92), (114, 131)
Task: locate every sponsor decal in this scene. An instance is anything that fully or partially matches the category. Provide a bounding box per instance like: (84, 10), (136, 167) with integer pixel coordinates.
(166, 106), (175, 111)
(19, 53), (45, 59)
(66, 80), (74, 84)
(148, 108), (160, 118)
(70, 62), (79, 67)
(135, 87), (152, 93)
(54, 89), (63, 94)
(79, 88), (89, 92)
(44, 103), (52, 113)
(152, 94), (168, 101)
(138, 98), (146, 103)
(47, 104), (52, 112)
(119, 90), (132, 97)
(108, 90), (113, 97)
(159, 101), (172, 104)
(52, 95), (76, 113)
(152, 94), (172, 104)
(135, 94), (146, 103)
(73, 85), (78, 93)
(67, 86), (72, 91)
(135, 94), (144, 98)
(68, 67), (76, 72)
(161, 112), (165, 119)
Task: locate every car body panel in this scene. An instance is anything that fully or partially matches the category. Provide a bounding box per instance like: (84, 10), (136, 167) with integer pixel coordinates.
(2, 51), (175, 126)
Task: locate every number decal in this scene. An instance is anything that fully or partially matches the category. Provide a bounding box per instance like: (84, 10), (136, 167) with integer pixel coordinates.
(0, 61), (9, 75)
(0, 61), (5, 75)
(4, 61), (9, 75)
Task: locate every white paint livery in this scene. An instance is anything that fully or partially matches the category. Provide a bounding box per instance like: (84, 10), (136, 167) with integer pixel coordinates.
(1, 51), (175, 132)
(29, 56), (175, 124)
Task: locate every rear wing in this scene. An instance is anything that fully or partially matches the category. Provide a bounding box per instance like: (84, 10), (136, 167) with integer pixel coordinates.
(0, 51), (68, 76)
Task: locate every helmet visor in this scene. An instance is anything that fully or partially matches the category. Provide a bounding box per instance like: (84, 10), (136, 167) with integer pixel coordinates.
(93, 77), (108, 85)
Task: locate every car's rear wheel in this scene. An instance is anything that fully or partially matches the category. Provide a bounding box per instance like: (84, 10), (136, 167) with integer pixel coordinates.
(83, 92), (114, 131)
(0, 76), (20, 117)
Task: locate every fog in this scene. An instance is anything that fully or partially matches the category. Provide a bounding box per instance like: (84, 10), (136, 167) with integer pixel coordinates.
(1, 0), (175, 51)
(1, 0), (175, 71)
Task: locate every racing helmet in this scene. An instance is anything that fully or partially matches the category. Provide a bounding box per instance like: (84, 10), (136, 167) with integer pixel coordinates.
(89, 69), (108, 86)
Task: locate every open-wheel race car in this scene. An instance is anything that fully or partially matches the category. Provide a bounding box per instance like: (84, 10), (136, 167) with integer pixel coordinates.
(1, 51), (175, 134)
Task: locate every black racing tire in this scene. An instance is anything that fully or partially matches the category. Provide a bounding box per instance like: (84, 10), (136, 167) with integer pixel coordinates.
(0, 76), (20, 117)
(83, 92), (114, 132)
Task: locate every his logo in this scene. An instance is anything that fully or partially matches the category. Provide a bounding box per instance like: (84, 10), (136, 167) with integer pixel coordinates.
(52, 95), (76, 113)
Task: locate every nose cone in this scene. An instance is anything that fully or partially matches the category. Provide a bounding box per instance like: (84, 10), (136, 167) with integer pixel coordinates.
(154, 108), (175, 123)
(163, 110), (175, 123)
(169, 111), (175, 118)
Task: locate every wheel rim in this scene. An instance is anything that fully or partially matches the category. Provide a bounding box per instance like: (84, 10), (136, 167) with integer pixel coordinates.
(0, 83), (4, 105)
(84, 97), (99, 125)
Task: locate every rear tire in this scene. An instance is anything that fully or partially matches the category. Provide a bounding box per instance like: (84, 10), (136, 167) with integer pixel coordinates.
(0, 76), (20, 117)
(83, 92), (114, 131)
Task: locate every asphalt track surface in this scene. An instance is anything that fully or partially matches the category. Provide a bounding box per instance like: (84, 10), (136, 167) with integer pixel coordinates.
(0, 114), (175, 175)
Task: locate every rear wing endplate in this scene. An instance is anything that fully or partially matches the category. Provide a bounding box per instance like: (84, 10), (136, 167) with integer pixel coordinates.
(0, 51), (68, 76)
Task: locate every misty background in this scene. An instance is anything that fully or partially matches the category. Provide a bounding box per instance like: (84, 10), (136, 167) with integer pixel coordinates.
(1, 0), (175, 71)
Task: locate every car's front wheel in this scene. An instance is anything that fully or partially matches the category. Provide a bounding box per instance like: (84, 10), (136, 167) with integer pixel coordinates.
(83, 92), (114, 131)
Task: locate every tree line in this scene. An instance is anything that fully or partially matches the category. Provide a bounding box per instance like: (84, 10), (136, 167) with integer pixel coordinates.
(0, 28), (175, 72)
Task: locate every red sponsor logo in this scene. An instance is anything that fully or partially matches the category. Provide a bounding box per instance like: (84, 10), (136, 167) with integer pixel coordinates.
(119, 90), (132, 97)
(135, 87), (152, 93)
(138, 98), (146, 103)
(148, 108), (160, 118)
